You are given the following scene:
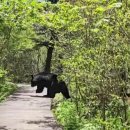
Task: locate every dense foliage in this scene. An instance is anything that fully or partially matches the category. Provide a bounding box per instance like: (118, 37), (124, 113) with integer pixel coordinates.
(0, 0), (47, 82)
(0, 0), (130, 129)
(0, 0), (46, 100)
(0, 68), (17, 101)
(48, 0), (130, 129)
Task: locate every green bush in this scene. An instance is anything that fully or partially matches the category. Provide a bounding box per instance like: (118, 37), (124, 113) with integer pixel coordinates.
(81, 122), (101, 130)
(54, 101), (130, 130)
(0, 68), (17, 102)
(81, 117), (129, 130)
(54, 100), (82, 130)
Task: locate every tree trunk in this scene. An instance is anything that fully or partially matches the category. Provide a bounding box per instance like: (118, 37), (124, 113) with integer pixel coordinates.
(44, 47), (54, 73)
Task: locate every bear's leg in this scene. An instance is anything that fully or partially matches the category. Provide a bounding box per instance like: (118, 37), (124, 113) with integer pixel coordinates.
(59, 81), (71, 99)
(47, 87), (56, 98)
(36, 85), (44, 93)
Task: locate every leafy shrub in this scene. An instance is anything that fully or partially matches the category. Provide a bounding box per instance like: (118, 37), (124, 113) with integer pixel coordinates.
(0, 68), (7, 82)
(54, 99), (130, 130)
(81, 122), (101, 130)
(54, 100), (82, 130)
(81, 117), (130, 130)
(0, 68), (17, 102)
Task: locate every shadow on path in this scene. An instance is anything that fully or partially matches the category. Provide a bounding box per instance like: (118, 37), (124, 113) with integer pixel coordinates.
(0, 84), (62, 130)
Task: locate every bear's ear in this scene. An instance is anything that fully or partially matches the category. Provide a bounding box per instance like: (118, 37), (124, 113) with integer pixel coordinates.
(31, 75), (34, 79)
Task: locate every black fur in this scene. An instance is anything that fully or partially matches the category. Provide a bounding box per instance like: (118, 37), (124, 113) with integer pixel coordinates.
(31, 72), (70, 99)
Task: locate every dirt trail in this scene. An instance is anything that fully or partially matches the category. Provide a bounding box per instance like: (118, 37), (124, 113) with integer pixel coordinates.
(0, 84), (62, 130)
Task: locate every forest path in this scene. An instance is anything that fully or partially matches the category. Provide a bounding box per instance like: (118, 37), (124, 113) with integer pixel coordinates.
(0, 84), (62, 130)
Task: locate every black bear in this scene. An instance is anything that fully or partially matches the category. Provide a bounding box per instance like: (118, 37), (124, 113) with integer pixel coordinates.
(31, 72), (70, 99)
(48, 0), (59, 4)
